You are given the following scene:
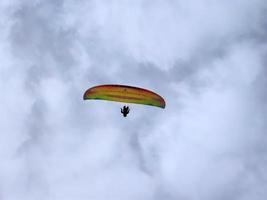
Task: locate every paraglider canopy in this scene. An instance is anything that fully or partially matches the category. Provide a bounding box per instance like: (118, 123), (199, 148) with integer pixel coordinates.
(83, 84), (166, 108)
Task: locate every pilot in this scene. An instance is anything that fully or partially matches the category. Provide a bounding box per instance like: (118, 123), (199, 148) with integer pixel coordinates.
(121, 106), (130, 117)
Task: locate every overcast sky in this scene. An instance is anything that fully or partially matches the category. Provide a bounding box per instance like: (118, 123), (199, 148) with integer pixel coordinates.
(1, 0), (267, 199)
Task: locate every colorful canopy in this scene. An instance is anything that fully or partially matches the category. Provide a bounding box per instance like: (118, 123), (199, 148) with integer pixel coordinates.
(83, 84), (165, 108)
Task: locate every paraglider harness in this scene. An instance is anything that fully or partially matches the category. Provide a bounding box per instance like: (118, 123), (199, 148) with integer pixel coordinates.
(121, 106), (130, 117)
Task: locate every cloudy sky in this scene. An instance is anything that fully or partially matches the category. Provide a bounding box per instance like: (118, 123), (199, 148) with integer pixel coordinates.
(1, 0), (267, 199)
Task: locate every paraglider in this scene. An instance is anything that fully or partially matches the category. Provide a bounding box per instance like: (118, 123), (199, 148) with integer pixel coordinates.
(83, 84), (165, 117)
(121, 106), (130, 117)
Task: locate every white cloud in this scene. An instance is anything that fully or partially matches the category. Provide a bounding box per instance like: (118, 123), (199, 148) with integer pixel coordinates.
(0, 0), (267, 199)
